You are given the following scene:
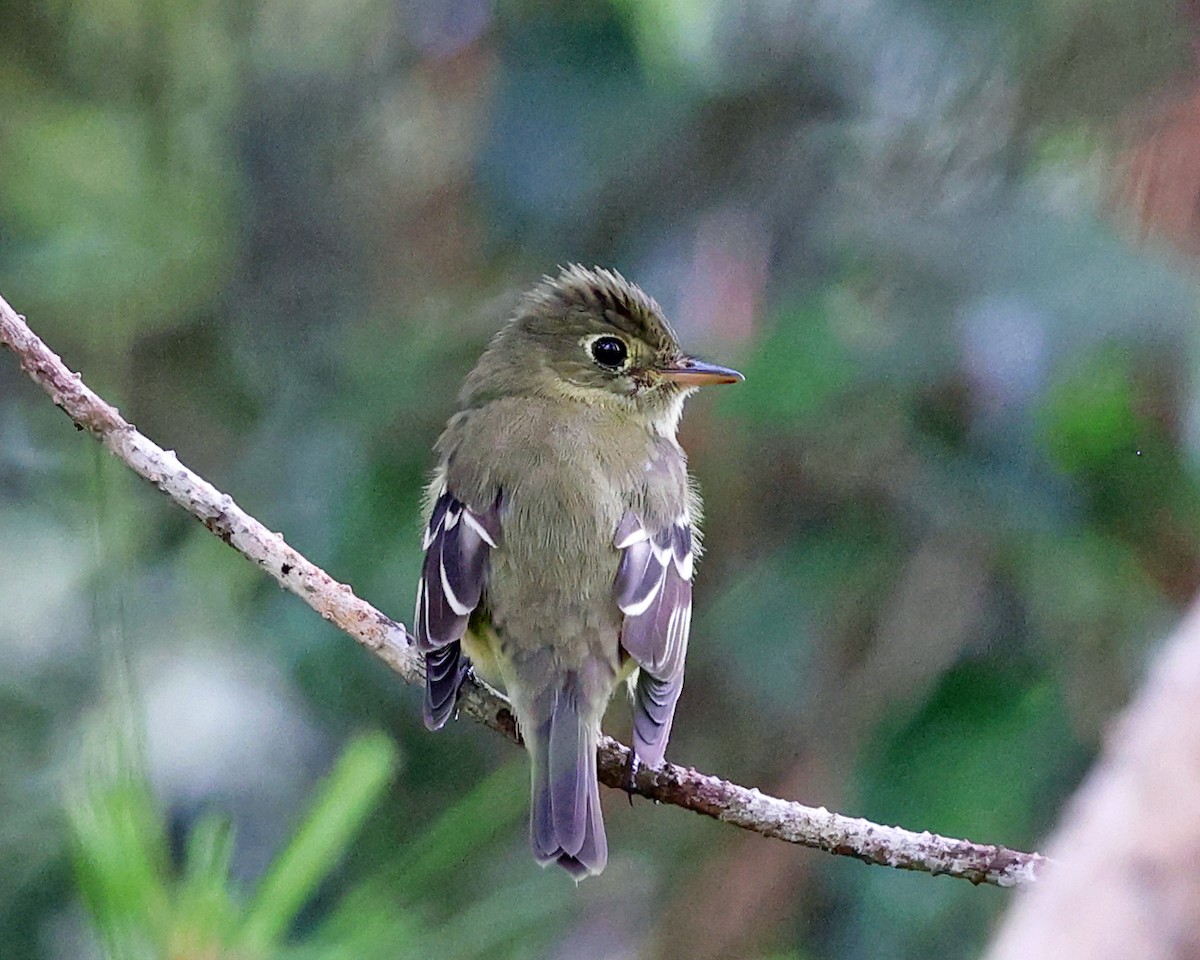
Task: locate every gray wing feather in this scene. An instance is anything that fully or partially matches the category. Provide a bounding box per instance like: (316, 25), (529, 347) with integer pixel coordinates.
(415, 489), (500, 730)
(614, 512), (694, 767)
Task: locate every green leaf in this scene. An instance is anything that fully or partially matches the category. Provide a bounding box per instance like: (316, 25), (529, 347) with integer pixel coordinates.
(1038, 348), (1140, 472)
(67, 776), (171, 960)
(724, 299), (862, 426)
(172, 812), (240, 951)
(237, 732), (401, 951)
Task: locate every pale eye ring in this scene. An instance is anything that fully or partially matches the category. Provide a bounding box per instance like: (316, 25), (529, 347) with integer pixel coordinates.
(586, 334), (629, 370)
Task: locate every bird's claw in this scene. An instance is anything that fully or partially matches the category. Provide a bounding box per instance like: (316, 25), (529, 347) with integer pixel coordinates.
(623, 751), (641, 805)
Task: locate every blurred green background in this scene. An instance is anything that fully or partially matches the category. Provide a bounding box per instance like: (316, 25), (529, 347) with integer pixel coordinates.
(3, 0), (1199, 957)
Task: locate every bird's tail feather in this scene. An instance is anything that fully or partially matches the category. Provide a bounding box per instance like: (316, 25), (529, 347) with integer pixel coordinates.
(529, 687), (607, 879)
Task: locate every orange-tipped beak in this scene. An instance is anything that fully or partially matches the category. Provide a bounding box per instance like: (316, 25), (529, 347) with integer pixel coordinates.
(659, 358), (744, 387)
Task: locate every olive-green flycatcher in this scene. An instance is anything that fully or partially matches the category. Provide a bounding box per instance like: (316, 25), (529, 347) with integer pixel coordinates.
(414, 265), (742, 879)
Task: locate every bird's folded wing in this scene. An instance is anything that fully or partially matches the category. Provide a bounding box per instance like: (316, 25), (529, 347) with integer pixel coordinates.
(614, 511), (694, 767)
(415, 489), (501, 728)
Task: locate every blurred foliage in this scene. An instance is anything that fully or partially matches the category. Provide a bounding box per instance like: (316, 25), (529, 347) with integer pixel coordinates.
(3, 0), (1200, 957)
(68, 722), (552, 960)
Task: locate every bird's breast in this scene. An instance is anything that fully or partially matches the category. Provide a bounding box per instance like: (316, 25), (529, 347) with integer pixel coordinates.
(484, 473), (626, 667)
(438, 397), (693, 670)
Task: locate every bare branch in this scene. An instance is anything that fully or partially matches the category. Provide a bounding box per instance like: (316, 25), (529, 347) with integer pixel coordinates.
(0, 292), (1046, 888)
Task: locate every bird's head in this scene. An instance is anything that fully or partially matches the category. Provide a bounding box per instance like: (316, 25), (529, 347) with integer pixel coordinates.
(462, 265), (742, 429)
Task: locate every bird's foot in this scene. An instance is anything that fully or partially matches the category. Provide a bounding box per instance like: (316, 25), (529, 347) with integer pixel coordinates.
(623, 751), (641, 805)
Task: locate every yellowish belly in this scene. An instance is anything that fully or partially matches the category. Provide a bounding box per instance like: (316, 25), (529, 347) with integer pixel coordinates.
(461, 625), (504, 691)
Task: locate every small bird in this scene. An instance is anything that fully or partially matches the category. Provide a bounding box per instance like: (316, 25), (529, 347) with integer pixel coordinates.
(414, 265), (743, 879)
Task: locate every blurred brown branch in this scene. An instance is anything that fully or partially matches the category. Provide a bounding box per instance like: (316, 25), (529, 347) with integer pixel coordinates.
(0, 291), (1045, 888)
(984, 597), (1200, 958)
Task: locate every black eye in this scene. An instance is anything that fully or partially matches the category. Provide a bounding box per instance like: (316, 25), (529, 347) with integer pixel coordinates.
(590, 335), (628, 369)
